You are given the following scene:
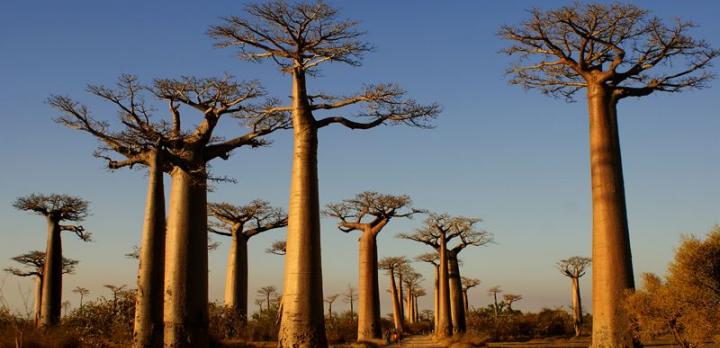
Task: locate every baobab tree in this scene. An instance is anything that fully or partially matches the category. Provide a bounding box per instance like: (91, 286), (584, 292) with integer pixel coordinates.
(4, 251), (77, 325)
(488, 286), (503, 320)
(416, 252), (440, 332)
(503, 294), (522, 313)
(266, 240), (287, 256)
(13, 194), (91, 327)
(558, 256), (592, 336)
(461, 277), (480, 314)
(378, 256), (408, 333)
(324, 294), (339, 318)
(413, 288), (426, 323)
(325, 192), (421, 340)
(399, 213), (482, 337)
(208, 200), (287, 322)
(72, 286), (90, 309)
(210, 2), (440, 345)
(401, 270), (423, 324)
(105, 284), (127, 313)
(343, 284), (358, 322)
(501, 3), (718, 346)
(257, 286), (278, 312)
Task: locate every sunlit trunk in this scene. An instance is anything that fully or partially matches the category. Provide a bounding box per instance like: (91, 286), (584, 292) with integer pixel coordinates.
(164, 164), (209, 348)
(134, 153), (166, 348)
(388, 271), (403, 333)
(40, 217), (62, 326)
(587, 85), (634, 348)
(436, 233), (452, 338)
(33, 276), (42, 326)
(433, 266), (439, 334)
(572, 276), (583, 336)
(357, 230), (381, 341)
(278, 69), (327, 348)
(448, 254), (466, 333)
(405, 287), (414, 324)
(224, 232), (248, 323)
(462, 290), (468, 315)
(413, 293), (418, 322)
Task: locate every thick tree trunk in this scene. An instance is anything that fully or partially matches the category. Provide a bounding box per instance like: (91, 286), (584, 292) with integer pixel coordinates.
(134, 155), (166, 348)
(448, 254), (466, 333)
(436, 234), (452, 338)
(397, 273), (405, 325)
(278, 70), (327, 348)
(164, 165), (209, 348)
(33, 276), (42, 326)
(462, 290), (468, 315)
(405, 287), (414, 324)
(587, 85), (634, 348)
(388, 271), (403, 333)
(433, 266), (439, 334)
(414, 294), (418, 322)
(357, 231), (381, 341)
(40, 217), (62, 326)
(572, 277), (583, 336)
(224, 233), (248, 323)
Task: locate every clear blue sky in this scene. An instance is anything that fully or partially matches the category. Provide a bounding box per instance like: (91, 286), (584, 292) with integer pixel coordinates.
(1, 1), (718, 317)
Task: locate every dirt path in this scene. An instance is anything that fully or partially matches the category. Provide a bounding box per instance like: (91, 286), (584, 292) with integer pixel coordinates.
(385, 335), (444, 347)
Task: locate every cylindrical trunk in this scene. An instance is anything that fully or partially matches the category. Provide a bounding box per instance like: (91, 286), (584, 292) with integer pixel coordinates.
(134, 154), (166, 348)
(164, 165), (209, 348)
(405, 287), (413, 324)
(388, 271), (403, 333)
(572, 277), (583, 336)
(33, 276), (42, 326)
(40, 217), (62, 326)
(224, 233), (248, 323)
(357, 231), (381, 341)
(278, 70), (327, 348)
(413, 294), (418, 323)
(433, 266), (439, 334)
(462, 290), (468, 315)
(448, 254), (466, 333)
(436, 234), (452, 338)
(397, 273), (405, 324)
(587, 86), (634, 348)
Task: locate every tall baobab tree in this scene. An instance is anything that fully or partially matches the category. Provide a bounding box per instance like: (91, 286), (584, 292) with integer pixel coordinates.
(208, 200), (287, 322)
(257, 286), (278, 312)
(210, 3), (440, 345)
(72, 286), (90, 309)
(399, 213), (482, 337)
(461, 277), (480, 314)
(266, 240), (287, 256)
(378, 256), (408, 333)
(413, 288), (426, 323)
(4, 251), (77, 325)
(488, 286), (503, 320)
(558, 256), (592, 336)
(446, 219), (492, 333)
(52, 74), (288, 347)
(343, 284), (358, 322)
(324, 294), (339, 318)
(501, 4), (718, 346)
(13, 194), (91, 327)
(401, 270), (423, 324)
(416, 252), (440, 333)
(503, 294), (522, 313)
(325, 192), (421, 340)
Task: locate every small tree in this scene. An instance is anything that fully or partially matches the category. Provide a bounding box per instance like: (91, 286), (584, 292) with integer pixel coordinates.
(4, 251), (77, 325)
(325, 192), (421, 340)
(487, 286), (503, 320)
(461, 277), (480, 314)
(72, 286), (90, 309)
(210, 3), (440, 345)
(209, 200), (287, 322)
(502, 4), (718, 346)
(343, 284), (358, 322)
(416, 252), (440, 332)
(265, 240), (287, 256)
(104, 284), (127, 313)
(13, 194), (91, 326)
(324, 294), (339, 318)
(557, 256), (591, 336)
(502, 294), (522, 313)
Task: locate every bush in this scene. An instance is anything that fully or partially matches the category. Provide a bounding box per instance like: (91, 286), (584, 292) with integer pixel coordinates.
(63, 288), (135, 345)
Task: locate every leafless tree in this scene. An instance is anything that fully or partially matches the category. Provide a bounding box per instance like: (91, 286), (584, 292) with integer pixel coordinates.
(104, 284), (127, 313)
(488, 286), (503, 320)
(324, 294), (339, 318)
(208, 200), (287, 322)
(378, 256), (408, 333)
(209, 2), (440, 345)
(416, 252), (440, 333)
(257, 286), (278, 312)
(503, 294), (522, 313)
(52, 73), (289, 347)
(343, 284), (358, 322)
(265, 240), (287, 256)
(401, 270), (423, 324)
(501, 4), (718, 346)
(461, 277), (480, 314)
(72, 286), (90, 309)
(413, 288), (426, 323)
(255, 298), (264, 313)
(4, 251), (77, 326)
(62, 300), (71, 317)
(558, 256), (592, 336)
(324, 192), (421, 340)
(13, 194), (90, 327)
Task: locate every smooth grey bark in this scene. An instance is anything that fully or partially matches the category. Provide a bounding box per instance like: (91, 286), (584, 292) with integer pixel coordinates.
(588, 86), (634, 347)
(134, 153), (166, 348)
(224, 233), (249, 322)
(40, 217), (62, 326)
(447, 253), (466, 333)
(164, 166), (209, 348)
(278, 69), (327, 347)
(357, 231), (381, 341)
